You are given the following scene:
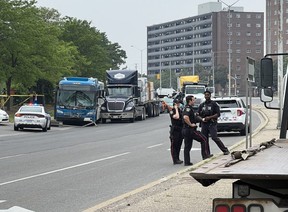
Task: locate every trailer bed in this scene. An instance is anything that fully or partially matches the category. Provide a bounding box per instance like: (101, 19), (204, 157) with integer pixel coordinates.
(190, 139), (288, 185)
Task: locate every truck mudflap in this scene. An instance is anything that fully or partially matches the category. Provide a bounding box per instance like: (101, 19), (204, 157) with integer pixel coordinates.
(213, 198), (287, 212)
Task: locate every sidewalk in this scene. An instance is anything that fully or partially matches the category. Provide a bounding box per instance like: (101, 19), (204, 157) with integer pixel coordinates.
(84, 106), (280, 212)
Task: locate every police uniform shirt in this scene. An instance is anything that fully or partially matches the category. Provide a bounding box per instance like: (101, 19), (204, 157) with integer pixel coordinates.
(182, 105), (196, 127)
(169, 108), (183, 127)
(198, 100), (220, 120)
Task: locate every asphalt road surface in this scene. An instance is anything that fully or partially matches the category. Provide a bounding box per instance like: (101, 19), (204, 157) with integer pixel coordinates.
(0, 107), (261, 212)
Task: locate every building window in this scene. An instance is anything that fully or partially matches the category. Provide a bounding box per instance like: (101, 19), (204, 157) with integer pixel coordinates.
(236, 49), (241, 53)
(227, 31), (232, 36)
(236, 58), (241, 62)
(236, 66), (241, 71)
(256, 23), (261, 28)
(256, 14), (262, 19)
(256, 32), (261, 36)
(256, 40), (262, 45)
(236, 32), (241, 36)
(236, 14), (241, 18)
(256, 49), (262, 53)
(247, 14), (251, 18)
(247, 40), (251, 45)
(247, 49), (251, 53)
(236, 23), (240, 27)
(246, 32), (251, 36)
(247, 23), (251, 27)
(286, 18), (288, 24)
(236, 40), (241, 44)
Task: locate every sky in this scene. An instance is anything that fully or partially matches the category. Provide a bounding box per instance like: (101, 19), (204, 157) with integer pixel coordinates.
(35, 0), (265, 73)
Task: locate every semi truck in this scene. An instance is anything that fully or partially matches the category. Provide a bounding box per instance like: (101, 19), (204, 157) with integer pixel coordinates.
(100, 70), (160, 123)
(190, 53), (288, 211)
(177, 75), (207, 109)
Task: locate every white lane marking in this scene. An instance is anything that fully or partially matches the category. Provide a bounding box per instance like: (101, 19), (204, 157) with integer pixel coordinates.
(167, 148), (201, 151)
(0, 206), (34, 211)
(0, 154), (24, 160)
(0, 152), (130, 187)
(0, 133), (29, 138)
(147, 143), (163, 149)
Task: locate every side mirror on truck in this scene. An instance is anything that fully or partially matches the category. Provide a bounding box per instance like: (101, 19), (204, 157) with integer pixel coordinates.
(260, 88), (273, 102)
(260, 57), (273, 88)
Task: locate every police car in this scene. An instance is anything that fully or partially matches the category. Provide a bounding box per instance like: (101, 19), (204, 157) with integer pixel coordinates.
(0, 108), (9, 123)
(14, 104), (51, 132)
(213, 96), (249, 136)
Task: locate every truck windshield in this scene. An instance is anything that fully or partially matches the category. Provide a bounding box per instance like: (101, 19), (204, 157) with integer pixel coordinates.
(108, 87), (133, 97)
(185, 86), (206, 94)
(57, 90), (95, 108)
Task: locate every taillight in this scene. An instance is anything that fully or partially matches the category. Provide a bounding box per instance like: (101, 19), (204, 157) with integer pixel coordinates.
(215, 204), (246, 212)
(231, 204), (245, 212)
(15, 113), (22, 117)
(215, 205), (229, 212)
(237, 109), (244, 116)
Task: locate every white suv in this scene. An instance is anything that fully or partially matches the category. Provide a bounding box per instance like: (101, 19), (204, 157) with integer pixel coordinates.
(213, 97), (249, 136)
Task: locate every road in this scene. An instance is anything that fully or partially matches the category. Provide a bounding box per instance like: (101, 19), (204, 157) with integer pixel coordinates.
(0, 107), (261, 212)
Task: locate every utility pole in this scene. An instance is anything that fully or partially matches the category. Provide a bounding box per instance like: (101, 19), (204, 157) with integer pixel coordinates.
(219, 0), (240, 96)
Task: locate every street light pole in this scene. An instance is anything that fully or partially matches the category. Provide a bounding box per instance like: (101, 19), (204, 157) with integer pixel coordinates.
(131, 45), (145, 76)
(219, 0), (240, 96)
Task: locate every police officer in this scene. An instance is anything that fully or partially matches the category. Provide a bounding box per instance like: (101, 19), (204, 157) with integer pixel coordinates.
(182, 95), (213, 166)
(169, 98), (183, 164)
(198, 90), (230, 155)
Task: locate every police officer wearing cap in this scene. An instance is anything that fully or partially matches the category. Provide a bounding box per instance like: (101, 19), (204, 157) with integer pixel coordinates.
(182, 95), (213, 166)
(198, 90), (230, 155)
(169, 98), (184, 164)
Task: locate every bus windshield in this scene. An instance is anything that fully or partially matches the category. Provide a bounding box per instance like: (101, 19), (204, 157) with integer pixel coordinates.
(57, 90), (95, 108)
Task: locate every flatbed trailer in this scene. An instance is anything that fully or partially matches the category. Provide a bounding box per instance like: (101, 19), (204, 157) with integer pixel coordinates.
(190, 139), (288, 211)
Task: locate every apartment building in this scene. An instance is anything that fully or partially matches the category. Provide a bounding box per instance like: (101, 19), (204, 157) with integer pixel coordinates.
(147, 2), (264, 96)
(266, 0), (288, 53)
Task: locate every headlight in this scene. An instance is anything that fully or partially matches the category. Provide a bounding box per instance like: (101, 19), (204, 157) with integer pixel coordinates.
(56, 109), (64, 114)
(125, 102), (134, 111)
(101, 106), (107, 111)
(87, 111), (95, 116)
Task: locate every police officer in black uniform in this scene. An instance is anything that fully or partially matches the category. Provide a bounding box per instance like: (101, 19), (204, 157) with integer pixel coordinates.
(182, 95), (212, 166)
(169, 98), (183, 164)
(198, 90), (230, 155)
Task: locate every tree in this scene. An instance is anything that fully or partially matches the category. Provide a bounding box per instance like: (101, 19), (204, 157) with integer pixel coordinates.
(214, 65), (228, 90)
(0, 0), (76, 96)
(60, 17), (127, 81)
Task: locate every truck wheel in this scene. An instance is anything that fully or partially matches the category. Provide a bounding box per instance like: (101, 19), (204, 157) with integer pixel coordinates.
(141, 109), (146, 120)
(147, 104), (152, 117)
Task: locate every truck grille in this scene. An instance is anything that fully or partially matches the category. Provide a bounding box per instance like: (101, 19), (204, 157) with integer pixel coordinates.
(107, 101), (125, 111)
